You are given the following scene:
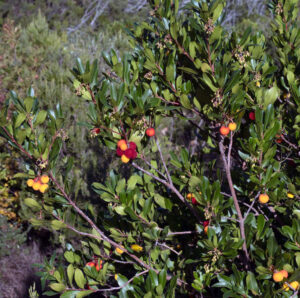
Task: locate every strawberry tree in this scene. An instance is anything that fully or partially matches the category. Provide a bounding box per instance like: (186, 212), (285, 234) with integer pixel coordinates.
(0, 0), (299, 296)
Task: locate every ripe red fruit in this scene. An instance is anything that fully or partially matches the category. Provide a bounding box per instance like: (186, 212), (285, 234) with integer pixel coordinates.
(116, 148), (123, 157)
(249, 112), (255, 120)
(146, 128), (155, 137)
(191, 197), (198, 205)
(220, 126), (230, 136)
(129, 142), (137, 150)
(203, 221), (209, 227)
(124, 148), (135, 159)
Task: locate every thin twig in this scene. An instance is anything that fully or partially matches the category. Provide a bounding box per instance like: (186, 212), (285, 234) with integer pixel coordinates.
(219, 138), (249, 265)
(132, 162), (202, 223)
(155, 137), (173, 186)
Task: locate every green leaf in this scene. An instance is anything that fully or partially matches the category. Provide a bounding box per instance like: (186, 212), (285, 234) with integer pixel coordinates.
(64, 251), (75, 264)
(24, 198), (42, 210)
(51, 220), (66, 230)
(74, 268), (86, 289)
(24, 97), (34, 113)
(246, 272), (259, 295)
(15, 113), (26, 128)
(49, 283), (65, 292)
(35, 110), (48, 125)
(264, 86), (279, 108)
(67, 264), (74, 286)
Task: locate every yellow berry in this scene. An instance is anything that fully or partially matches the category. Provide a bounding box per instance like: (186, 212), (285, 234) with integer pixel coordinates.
(114, 274), (118, 280)
(40, 175), (49, 184)
(39, 184), (49, 193)
(120, 143), (128, 151)
(273, 271), (284, 282)
(32, 182), (41, 191)
(187, 193), (193, 200)
(287, 193), (294, 199)
(256, 81), (261, 87)
(131, 244), (143, 252)
(283, 281), (299, 291)
(121, 155), (130, 163)
(115, 246), (125, 254)
(259, 194), (269, 204)
(228, 122), (237, 131)
(27, 179), (34, 187)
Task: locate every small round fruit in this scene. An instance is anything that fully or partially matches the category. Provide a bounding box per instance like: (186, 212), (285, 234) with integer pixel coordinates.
(114, 274), (118, 281)
(283, 281), (299, 291)
(120, 143), (128, 151)
(115, 246), (125, 254)
(259, 194), (269, 204)
(86, 262), (95, 267)
(256, 81), (261, 87)
(32, 182), (41, 191)
(249, 112), (255, 120)
(27, 179), (34, 187)
(39, 184), (49, 193)
(204, 226), (208, 234)
(280, 270), (288, 279)
(129, 142), (137, 150)
(131, 244), (143, 252)
(220, 126), (230, 136)
(95, 260), (103, 271)
(187, 193), (193, 200)
(40, 175), (49, 184)
(290, 281), (299, 290)
(121, 155), (130, 163)
(124, 148), (135, 159)
(117, 139), (126, 148)
(116, 148), (123, 157)
(228, 122), (237, 131)
(273, 271), (284, 282)
(146, 128), (155, 137)
(191, 197), (198, 205)
(287, 193), (294, 199)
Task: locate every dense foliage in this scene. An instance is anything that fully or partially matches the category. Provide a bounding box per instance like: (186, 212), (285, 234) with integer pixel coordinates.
(0, 0), (299, 297)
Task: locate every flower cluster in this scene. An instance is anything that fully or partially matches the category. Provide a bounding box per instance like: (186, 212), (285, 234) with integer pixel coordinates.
(27, 175), (49, 193)
(116, 140), (138, 163)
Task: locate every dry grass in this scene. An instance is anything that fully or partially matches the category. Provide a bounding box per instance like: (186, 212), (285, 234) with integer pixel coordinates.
(0, 242), (44, 298)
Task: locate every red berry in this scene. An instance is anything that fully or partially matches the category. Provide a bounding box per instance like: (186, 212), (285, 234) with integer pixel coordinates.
(116, 148), (123, 157)
(191, 197), (198, 205)
(92, 128), (100, 134)
(146, 128), (155, 137)
(249, 112), (255, 120)
(203, 221), (209, 227)
(131, 150), (137, 160)
(124, 148), (135, 159)
(220, 126), (230, 136)
(129, 142), (137, 150)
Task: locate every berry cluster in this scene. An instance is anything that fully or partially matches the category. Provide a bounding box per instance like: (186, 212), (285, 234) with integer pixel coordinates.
(116, 140), (138, 163)
(186, 193), (199, 205)
(86, 259), (103, 271)
(219, 122), (237, 136)
(27, 175), (49, 193)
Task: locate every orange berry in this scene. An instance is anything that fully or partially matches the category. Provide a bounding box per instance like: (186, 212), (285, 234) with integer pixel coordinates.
(204, 226), (208, 234)
(220, 126), (230, 136)
(273, 271), (284, 282)
(117, 139), (126, 148)
(40, 175), (49, 184)
(86, 262), (95, 267)
(27, 179), (34, 187)
(259, 194), (269, 204)
(280, 270), (288, 279)
(95, 261), (102, 271)
(121, 155), (130, 163)
(146, 128), (155, 137)
(120, 143), (128, 151)
(228, 122), (237, 131)
(39, 184), (49, 193)
(115, 246), (125, 254)
(187, 193), (193, 200)
(32, 182), (41, 191)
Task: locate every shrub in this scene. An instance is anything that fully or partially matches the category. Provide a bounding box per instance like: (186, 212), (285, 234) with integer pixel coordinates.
(0, 0), (299, 296)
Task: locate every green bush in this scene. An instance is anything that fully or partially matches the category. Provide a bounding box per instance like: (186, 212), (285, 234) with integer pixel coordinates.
(0, 0), (299, 296)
